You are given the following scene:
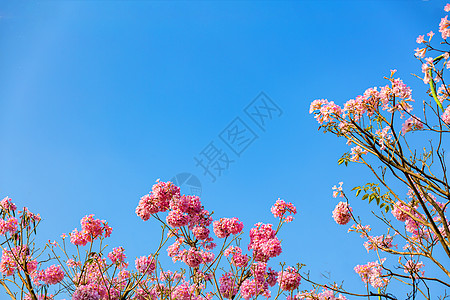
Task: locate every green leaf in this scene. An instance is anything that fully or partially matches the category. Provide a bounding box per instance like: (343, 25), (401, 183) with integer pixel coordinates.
(356, 190), (361, 197)
(362, 194), (369, 200)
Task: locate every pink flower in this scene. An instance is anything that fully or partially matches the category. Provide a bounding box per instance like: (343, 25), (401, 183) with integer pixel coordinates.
(192, 226), (210, 240)
(445, 3), (450, 12)
(41, 265), (64, 285)
(213, 217), (244, 238)
(316, 101), (342, 124)
(427, 31), (435, 39)
(0, 197), (16, 212)
(404, 260), (425, 278)
(392, 201), (413, 222)
(69, 228), (88, 246)
(240, 278), (270, 300)
(350, 146), (368, 162)
(277, 267), (301, 291)
(416, 35), (425, 43)
(72, 284), (101, 300)
(80, 214), (107, 241)
(0, 218), (18, 236)
(248, 223), (282, 262)
(375, 126), (392, 150)
(219, 273), (238, 299)
(107, 247), (127, 268)
(171, 195), (202, 214)
(135, 255), (156, 275)
(270, 199), (297, 221)
(441, 106), (450, 125)
(415, 47), (426, 58)
(401, 116), (423, 135)
(166, 210), (188, 227)
(440, 15), (450, 39)
(0, 246), (29, 276)
(224, 246), (249, 268)
(171, 282), (197, 300)
(363, 235), (396, 252)
(66, 259), (80, 268)
(354, 260), (389, 288)
(332, 182), (344, 198)
(136, 180), (181, 221)
(332, 202), (352, 225)
(182, 247), (203, 268)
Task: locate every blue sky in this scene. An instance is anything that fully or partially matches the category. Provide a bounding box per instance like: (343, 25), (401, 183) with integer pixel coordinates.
(0, 0), (448, 298)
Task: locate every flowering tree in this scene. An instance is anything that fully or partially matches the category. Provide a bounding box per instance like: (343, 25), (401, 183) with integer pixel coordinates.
(307, 3), (450, 299)
(0, 181), (303, 300)
(2, 3), (450, 300)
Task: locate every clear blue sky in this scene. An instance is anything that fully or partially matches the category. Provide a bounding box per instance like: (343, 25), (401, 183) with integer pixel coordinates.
(0, 0), (448, 298)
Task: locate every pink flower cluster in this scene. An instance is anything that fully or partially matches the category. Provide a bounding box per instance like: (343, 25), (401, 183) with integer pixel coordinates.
(0, 246), (35, 276)
(363, 234), (396, 252)
(240, 262), (271, 300)
(37, 265), (64, 285)
(277, 267), (301, 291)
(69, 214), (112, 246)
(440, 15), (450, 40)
(350, 146), (368, 162)
(297, 288), (348, 300)
(224, 246), (249, 268)
(332, 202), (352, 225)
(136, 180), (181, 221)
(354, 260), (389, 288)
(404, 260), (425, 278)
(332, 182), (344, 198)
(270, 198), (297, 223)
(310, 77), (414, 134)
(401, 115), (423, 135)
(248, 223), (282, 262)
(72, 253), (126, 299)
(135, 254), (156, 275)
(213, 217), (244, 238)
(0, 217), (18, 236)
(219, 272), (238, 299)
(0, 197), (16, 212)
(309, 99), (342, 125)
(108, 247), (127, 269)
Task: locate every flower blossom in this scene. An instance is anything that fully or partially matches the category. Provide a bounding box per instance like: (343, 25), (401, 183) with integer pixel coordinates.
(350, 146), (368, 162)
(404, 260), (425, 278)
(401, 115), (423, 135)
(135, 255), (156, 275)
(0, 197), (16, 212)
(108, 247), (127, 268)
(354, 260), (389, 288)
(219, 273), (238, 299)
(332, 202), (352, 225)
(442, 106), (450, 125)
(213, 218), (244, 238)
(375, 126), (392, 150)
(277, 267), (301, 291)
(224, 246), (249, 268)
(440, 15), (450, 40)
(363, 235), (396, 252)
(416, 35), (425, 43)
(40, 265), (64, 285)
(271, 199), (297, 222)
(332, 182), (344, 198)
(0, 218), (18, 236)
(248, 223), (282, 262)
